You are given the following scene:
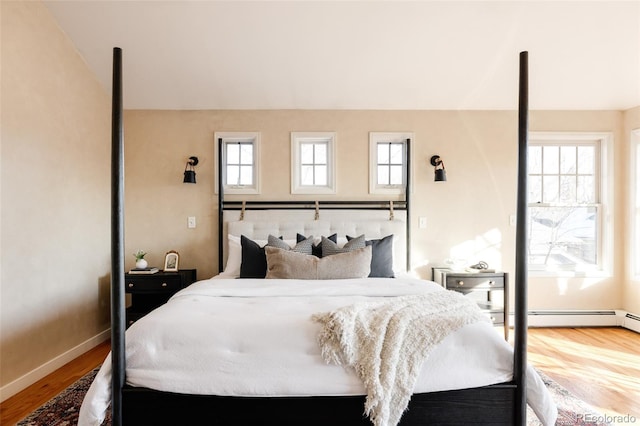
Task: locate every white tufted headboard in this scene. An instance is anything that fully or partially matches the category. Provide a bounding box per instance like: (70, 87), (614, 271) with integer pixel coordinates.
(221, 208), (407, 274)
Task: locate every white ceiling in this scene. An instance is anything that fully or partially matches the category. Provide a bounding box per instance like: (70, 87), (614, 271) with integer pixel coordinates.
(44, 1), (640, 111)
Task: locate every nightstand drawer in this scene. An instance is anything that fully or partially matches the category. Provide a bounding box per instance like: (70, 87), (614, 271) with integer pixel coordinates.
(126, 275), (182, 292)
(445, 275), (504, 290)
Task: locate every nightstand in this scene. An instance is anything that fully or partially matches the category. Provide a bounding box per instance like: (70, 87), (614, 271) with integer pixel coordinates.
(432, 267), (508, 340)
(125, 269), (197, 327)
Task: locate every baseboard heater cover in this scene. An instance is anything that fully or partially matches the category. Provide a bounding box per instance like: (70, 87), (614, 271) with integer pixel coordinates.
(509, 310), (618, 327)
(624, 312), (640, 333)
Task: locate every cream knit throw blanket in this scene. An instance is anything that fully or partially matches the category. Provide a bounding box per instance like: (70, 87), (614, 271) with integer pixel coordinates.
(313, 291), (489, 426)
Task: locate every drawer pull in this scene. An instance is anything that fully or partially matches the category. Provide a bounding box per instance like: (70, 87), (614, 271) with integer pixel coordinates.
(457, 280), (464, 286)
(162, 283), (168, 287)
(128, 283), (134, 288)
(489, 281), (495, 286)
(490, 316), (496, 322)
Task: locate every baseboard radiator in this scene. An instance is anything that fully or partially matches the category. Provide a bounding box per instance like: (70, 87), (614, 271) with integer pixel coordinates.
(510, 310), (619, 327)
(623, 312), (640, 333)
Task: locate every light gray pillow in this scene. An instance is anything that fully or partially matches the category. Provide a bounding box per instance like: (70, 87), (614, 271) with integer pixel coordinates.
(267, 234), (313, 254)
(321, 234), (366, 256)
(265, 246), (372, 279)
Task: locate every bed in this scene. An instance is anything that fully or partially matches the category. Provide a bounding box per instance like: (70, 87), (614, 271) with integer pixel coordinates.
(79, 49), (555, 425)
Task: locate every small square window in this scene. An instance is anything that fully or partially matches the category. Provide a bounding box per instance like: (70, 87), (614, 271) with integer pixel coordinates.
(215, 132), (260, 194)
(291, 132), (336, 194)
(369, 132), (412, 195)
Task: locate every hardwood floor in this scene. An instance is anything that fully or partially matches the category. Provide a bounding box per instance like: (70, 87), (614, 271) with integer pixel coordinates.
(1, 327), (638, 425)
(0, 340), (110, 426)
(526, 327), (640, 420)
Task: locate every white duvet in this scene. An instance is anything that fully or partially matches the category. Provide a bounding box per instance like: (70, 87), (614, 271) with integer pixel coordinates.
(79, 277), (557, 425)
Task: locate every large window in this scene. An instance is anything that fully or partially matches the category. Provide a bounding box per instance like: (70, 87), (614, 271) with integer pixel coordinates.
(215, 132), (260, 194)
(528, 133), (610, 273)
(369, 133), (411, 195)
(291, 132), (336, 194)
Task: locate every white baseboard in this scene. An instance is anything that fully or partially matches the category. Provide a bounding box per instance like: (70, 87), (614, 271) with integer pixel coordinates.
(0, 328), (110, 402)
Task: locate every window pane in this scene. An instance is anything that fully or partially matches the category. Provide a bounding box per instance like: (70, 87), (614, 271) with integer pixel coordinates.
(314, 143), (327, 164)
(560, 176), (576, 203)
(543, 176), (559, 202)
(577, 176), (595, 203)
(240, 144), (253, 165)
(300, 165), (314, 185)
(378, 143), (389, 164)
(378, 165), (389, 185)
(226, 165), (239, 185)
(300, 143), (314, 164)
(390, 165), (403, 185)
(227, 143), (239, 164)
(389, 143), (403, 164)
(529, 146), (542, 174)
(314, 165), (327, 186)
(577, 146), (594, 175)
(529, 175), (542, 203)
(239, 165), (253, 185)
(528, 206), (597, 267)
(560, 146), (576, 174)
(543, 146), (559, 174)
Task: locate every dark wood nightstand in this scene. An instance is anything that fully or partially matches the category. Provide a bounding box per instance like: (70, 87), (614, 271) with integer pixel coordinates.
(125, 269), (197, 327)
(432, 267), (508, 340)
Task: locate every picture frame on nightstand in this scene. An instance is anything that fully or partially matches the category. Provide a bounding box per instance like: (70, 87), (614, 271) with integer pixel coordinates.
(163, 250), (179, 272)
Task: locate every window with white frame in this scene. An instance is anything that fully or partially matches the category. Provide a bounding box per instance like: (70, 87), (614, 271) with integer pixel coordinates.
(291, 132), (336, 194)
(369, 133), (412, 194)
(215, 132), (260, 194)
(528, 133), (610, 273)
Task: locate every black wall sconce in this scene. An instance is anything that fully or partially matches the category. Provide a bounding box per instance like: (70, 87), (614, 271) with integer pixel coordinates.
(430, 155), (447, 182)
(183, 156), (199, 184)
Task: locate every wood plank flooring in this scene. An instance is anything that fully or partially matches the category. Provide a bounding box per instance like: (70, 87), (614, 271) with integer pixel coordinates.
(1, 327), (638, 425)
(526, 327), (640, 420)
(0, 340), (111, 426)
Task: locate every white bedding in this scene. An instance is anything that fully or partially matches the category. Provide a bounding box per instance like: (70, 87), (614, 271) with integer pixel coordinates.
(79, 277), (557, 426)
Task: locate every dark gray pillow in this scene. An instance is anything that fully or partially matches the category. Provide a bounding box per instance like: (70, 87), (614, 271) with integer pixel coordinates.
(347, 234), (395, 278)
(267, 234), (313, 254)
(321, 234), (365, 256)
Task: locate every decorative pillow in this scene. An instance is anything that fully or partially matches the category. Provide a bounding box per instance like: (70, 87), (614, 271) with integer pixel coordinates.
(268, 234), (314, 254)
(240, 235), (270, 278)
(347, 234), (395, 278)
(321, 234), (365, 257)
(297, 233), (337, 257)
(240, 235), (285, 278)
(265, 246), (372, 280)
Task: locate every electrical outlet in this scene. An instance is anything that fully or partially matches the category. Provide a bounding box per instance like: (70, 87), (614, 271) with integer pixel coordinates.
(188, 216), (196, 228)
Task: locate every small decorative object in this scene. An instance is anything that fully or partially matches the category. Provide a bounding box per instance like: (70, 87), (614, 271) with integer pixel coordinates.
(163, 250), (179, 272)
(134, 250), (148, 269)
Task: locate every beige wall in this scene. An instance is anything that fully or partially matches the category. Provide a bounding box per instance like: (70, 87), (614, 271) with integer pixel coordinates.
(624, 106), (640, 314)
(1, 0), (111, 392)
(124, 109), (626, 312)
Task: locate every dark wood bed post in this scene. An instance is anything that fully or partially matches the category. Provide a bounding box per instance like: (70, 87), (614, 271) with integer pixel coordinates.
(514, 50), (529, 425)
(110, 46), (125, 426)
(218, 138), (224, 273)
(405, 138), (411, 271)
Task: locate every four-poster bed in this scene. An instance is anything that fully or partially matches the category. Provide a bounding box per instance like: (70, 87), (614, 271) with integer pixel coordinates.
(80, 49), (555, 426)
